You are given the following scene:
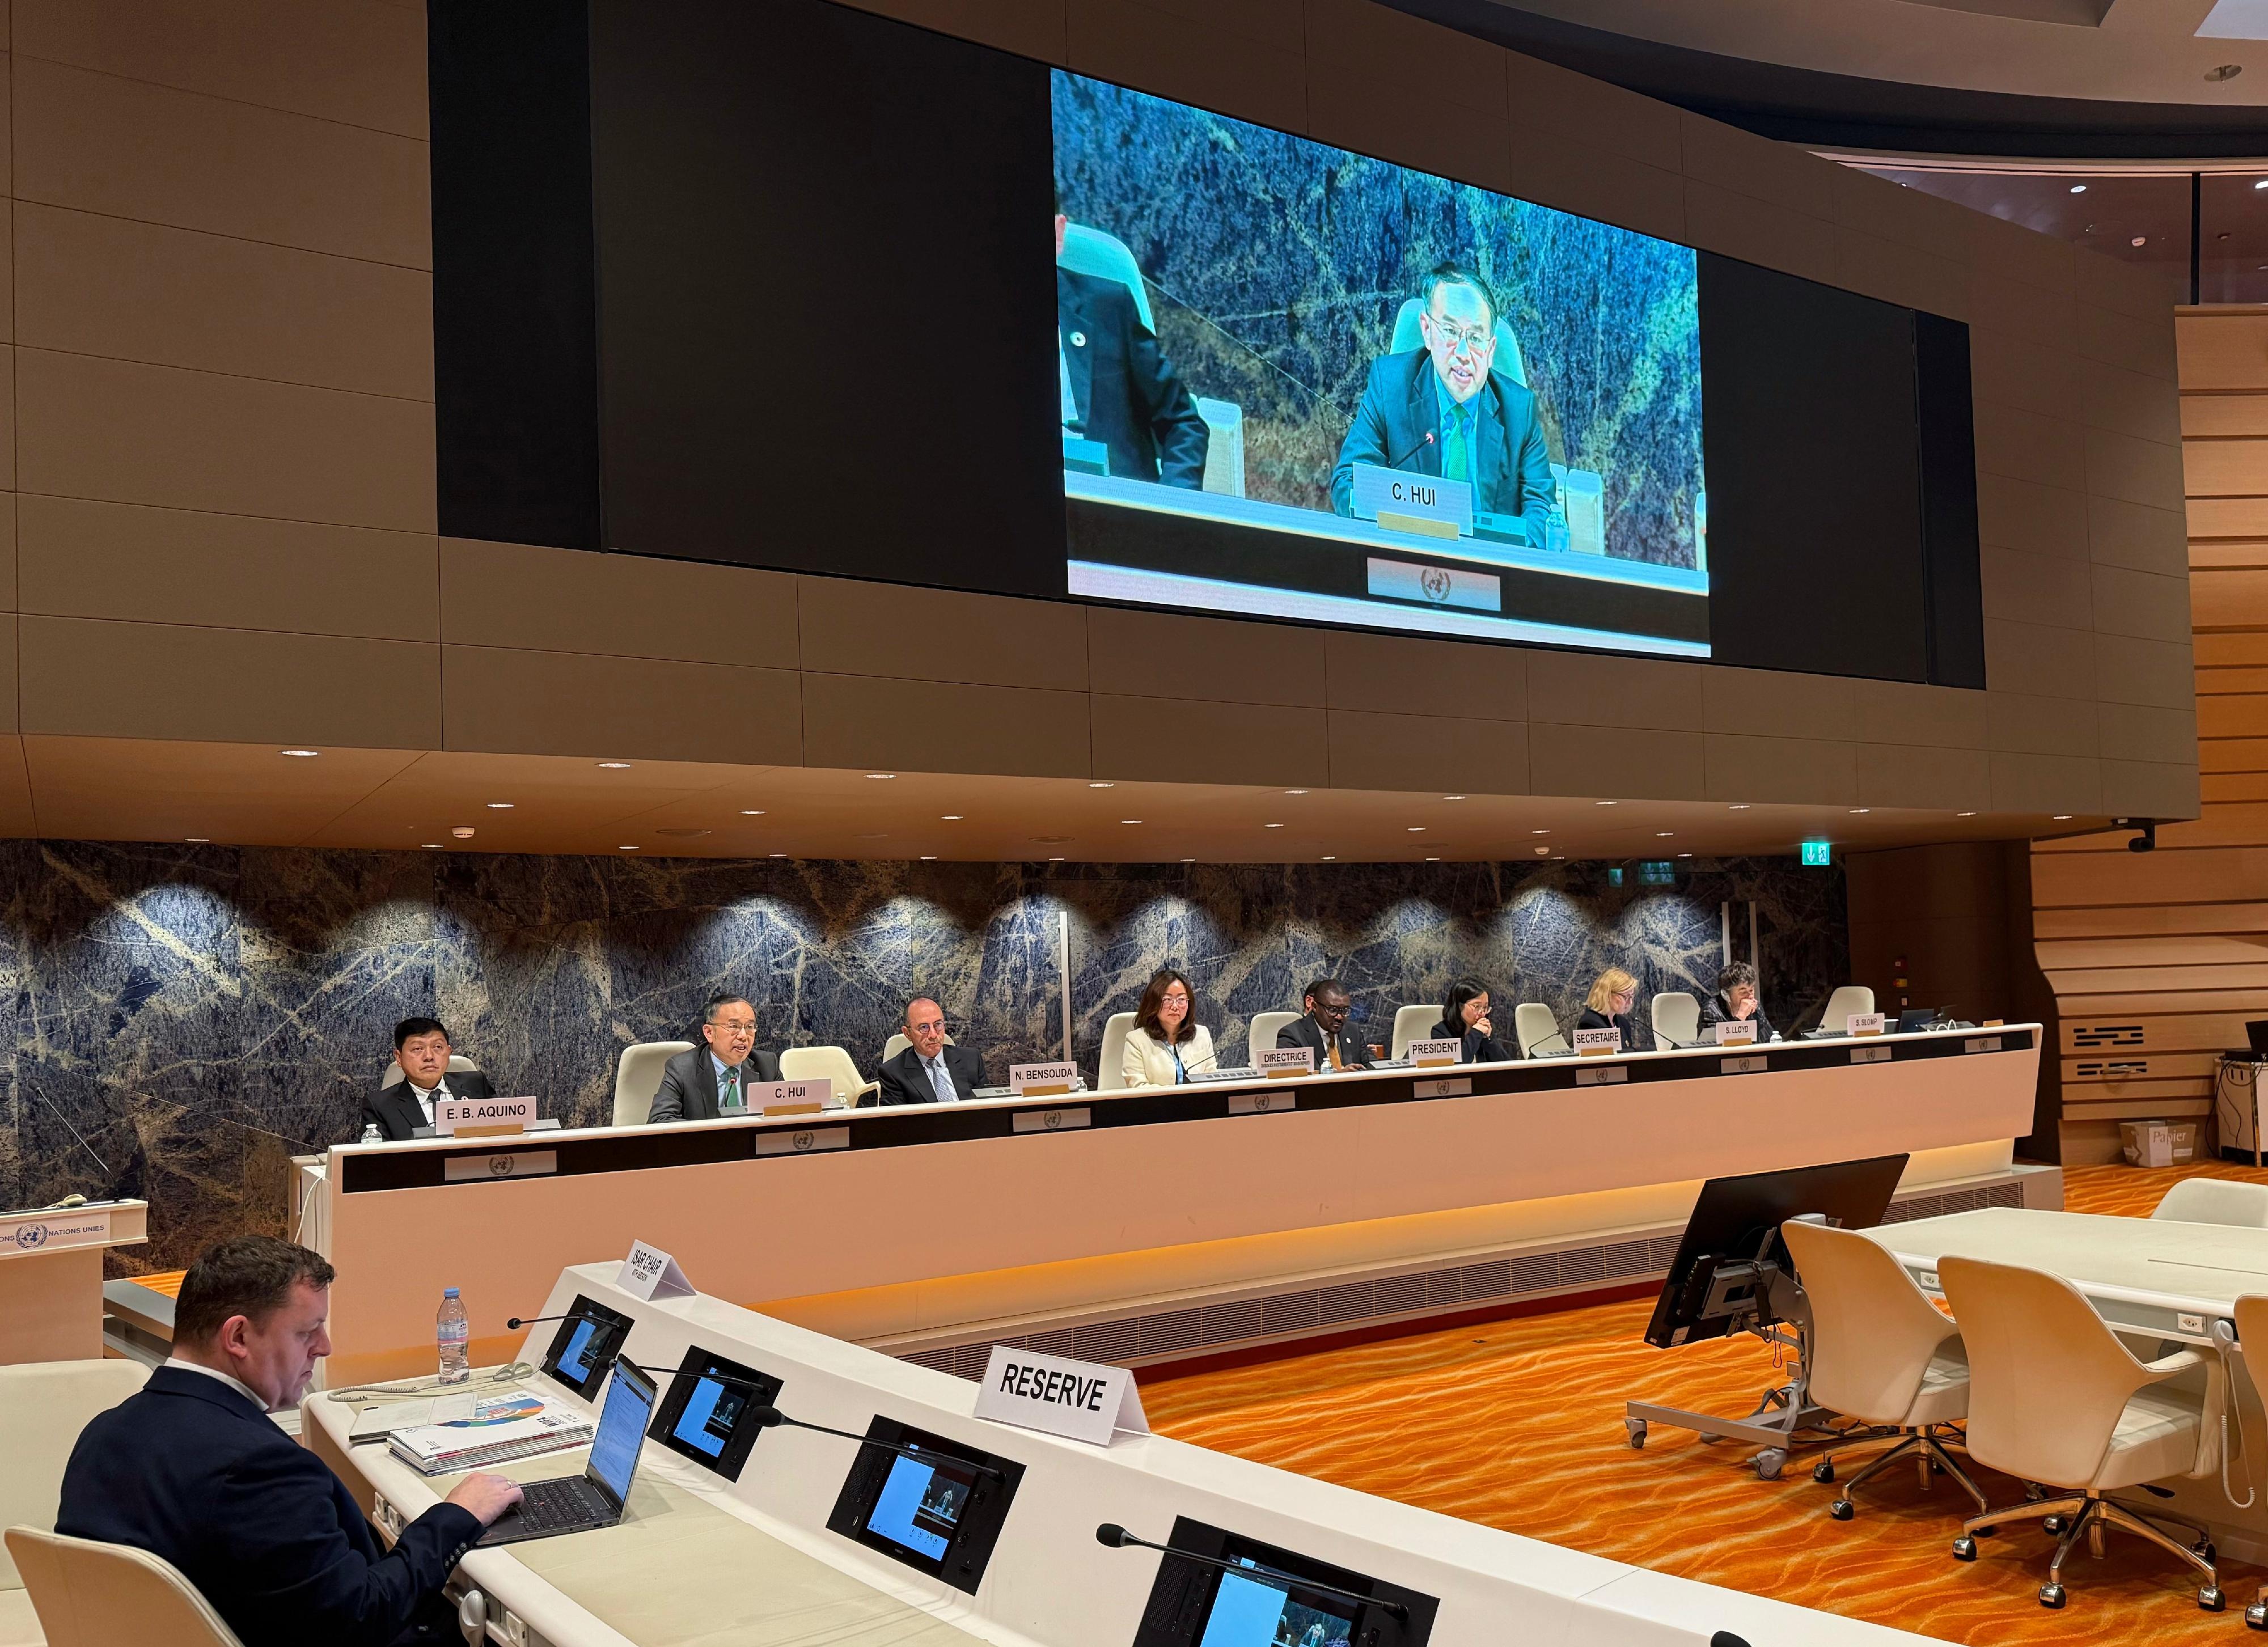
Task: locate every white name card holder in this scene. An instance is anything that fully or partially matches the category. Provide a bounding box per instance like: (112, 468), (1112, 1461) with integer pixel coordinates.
(435, 1097), (535, 1137)
(1708, 1020), (1758, 1047)
(1349, 461), (1475, 539)
(1407, 1037), (1461, 1069)
(1848, 1013), (1887, 1038)
(974, 1344), (1150, 1447)
(1572, 1027), (1623, 1057)
(1010, 1061), (1078, 1098)
(747, 1078), (832, 1116)
(618, 1239), (695, 1302)
(1256, 1047), (1315, 1080)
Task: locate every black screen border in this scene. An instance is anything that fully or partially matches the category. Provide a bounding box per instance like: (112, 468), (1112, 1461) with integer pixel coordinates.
(536, 1295), (634, 1402)
(823, 1416), (1024, 1594)
(1128, 1515), (1439, 1647)
(643, 1345), (783, 1483)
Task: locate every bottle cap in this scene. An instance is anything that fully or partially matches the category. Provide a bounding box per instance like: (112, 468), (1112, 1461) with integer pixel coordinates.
(443, 1288), (459, 1298)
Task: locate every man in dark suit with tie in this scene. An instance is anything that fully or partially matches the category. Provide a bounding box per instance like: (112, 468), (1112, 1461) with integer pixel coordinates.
(1329, 264), (1556, 547)
(875, 996), (985, 1106)
(57, 1235), (522, 1646)
(1056, 208), (1209, 490)
(1275, 976), (1375, 1072)
(649, 992), (785, 1123)
(362, 1016), (497, 1141)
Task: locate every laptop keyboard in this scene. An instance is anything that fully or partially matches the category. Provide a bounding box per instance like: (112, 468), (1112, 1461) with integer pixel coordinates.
(505, 1476), (609, 1532)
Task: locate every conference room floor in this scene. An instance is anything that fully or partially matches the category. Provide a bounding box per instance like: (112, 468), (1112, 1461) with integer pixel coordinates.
(1144, 1161), (2268, 1645)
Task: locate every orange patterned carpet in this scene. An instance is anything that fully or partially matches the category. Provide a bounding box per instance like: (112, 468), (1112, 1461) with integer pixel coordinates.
(1140, 1163), (2268, 1645)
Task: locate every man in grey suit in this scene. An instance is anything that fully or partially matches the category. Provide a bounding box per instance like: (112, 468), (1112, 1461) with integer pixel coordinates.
(649, 991), (784, 1123)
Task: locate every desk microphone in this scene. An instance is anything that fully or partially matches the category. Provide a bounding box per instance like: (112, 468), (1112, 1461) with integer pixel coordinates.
(505, 1312), (580, 1331)
(1093, 1525), (1407, 1623)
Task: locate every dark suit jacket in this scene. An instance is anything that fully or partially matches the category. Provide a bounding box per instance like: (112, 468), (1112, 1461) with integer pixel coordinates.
(1276, 1013), (1374, 1070)
(874, 1043), (986, 1106)
(1430, 1018), (1512, 1065)
(57, 1365), (480, 1647)
(648, 1047), (785, 1123)
(1328, 348), (1556, 545)
(362, 1069), (496, 1142)
(1577, 1006), (1645, 1053)
(1698, 994), (1778, 1042)
(1058, 267), (1208, 490)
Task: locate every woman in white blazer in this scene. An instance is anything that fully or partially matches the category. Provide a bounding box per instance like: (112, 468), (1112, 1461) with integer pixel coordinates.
(1120, 968), (1216, 1087)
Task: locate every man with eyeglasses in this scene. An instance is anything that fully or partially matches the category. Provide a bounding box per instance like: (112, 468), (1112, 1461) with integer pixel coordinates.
(874, 997), (985, 1106)
(1328, 263), (1556, 549)
(648, 992), (784, 1123)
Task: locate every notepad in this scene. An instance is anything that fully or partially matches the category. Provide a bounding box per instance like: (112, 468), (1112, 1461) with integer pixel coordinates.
(388, 1408), (592, 1474)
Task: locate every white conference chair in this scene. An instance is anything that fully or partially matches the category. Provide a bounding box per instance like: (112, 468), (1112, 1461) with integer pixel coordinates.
(1389, 1005), (1437, 1060)
(1247, 1011), (1301, 1064)
(7, 1529), (244, 1647)
(1096, 1012), (1138, 1091)
(777, 1045), (876, 1109)
(2153, 1178), (2268, 1227)
(379, 1053), (477, 1089)
(1779, 1221), (1984, 1520)
(1514, 1003), (1568, 1057)
(1941, 1255), (2225, 1612)
(1651, 992), (1700, 1049)
(1820, 985), (1875, 1032)
(612, 1040), (692, 1127)
(0, 1358), (152, 1645)
(879, 1031), (955, 1065)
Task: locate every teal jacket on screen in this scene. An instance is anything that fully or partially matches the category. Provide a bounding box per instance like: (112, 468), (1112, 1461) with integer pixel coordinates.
(1330, 349), (1556, 545)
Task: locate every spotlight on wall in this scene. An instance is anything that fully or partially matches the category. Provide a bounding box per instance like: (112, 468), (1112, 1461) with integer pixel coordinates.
(2117, 817), (2157, 854)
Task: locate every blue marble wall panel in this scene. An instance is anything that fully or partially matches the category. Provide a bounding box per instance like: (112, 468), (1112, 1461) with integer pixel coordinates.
(0, 843), (1843, 1272)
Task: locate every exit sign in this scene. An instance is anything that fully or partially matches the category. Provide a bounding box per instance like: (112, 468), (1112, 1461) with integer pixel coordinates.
(1801, 840), (1831, 866)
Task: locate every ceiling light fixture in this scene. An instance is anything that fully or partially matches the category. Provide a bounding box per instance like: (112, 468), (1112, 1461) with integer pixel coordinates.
(1849, 807), (1871, 815)
(769, 852), (788, 858)
(1263, 822), (1285, 829)
(1596, 800), (1617, 807)
(1729, 803), (1751, 810)
(920, 855), (936, 861)
(451, 827), (475, 839)
(1089, 782), (1116, 789)
(864, 772), (895, 780)
(2207, 63), (2242, 82)
(940, 814), (963, 821)
(1048, 855), (1065, 862)
(1284, 789), (1309, 795)
(1120, 818), (1143, 825)
(2068, 183), (2086, 194)
(597, 761), (632, 769)
(2256, 180), (2268, 190)
(2053, 814), (2074, 821)
(186, 837), (209, 844)
(618, 844), (638, 851)
(1407, 825), (1425, 832)
(1180, 857), (1195, 863)
(1442, 794), (1467, 802)
(1321, 854), (1336, 862)
(1530, 828), (1550, 836)
(1957, 811), (1978, 818)
(1655, 831), (1674, 838)
(1533, 846), (1548, 856)
(280, 748), (319, 758)
(1678, 852), (1693, 859)
(740, 809), (765, 816)
(486, 802), (514, 810)
(1425, 856), (1440, 862)
(2130, 235), (2147, 247)
(422, 842), (442, 849)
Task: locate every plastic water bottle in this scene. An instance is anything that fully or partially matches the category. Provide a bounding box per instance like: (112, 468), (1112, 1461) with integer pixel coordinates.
(437, 1288), (470, 1384)
(358, 1123), (382, 1144)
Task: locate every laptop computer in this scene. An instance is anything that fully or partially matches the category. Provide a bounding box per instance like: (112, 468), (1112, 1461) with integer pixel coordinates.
(476, 1357), (656, 1546)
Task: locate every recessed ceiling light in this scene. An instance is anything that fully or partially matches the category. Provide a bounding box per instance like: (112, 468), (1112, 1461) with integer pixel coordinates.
(740, 809), (765, 816)
(865, 772), (895, 780)
(1048, 855), (1065, 862)
(2068, 183), (2087, 194)
(940, 814), (963, 821)
(1089, 782), (1115, 789)
(1678, 852), (1692, 858)
(1425, 856), (1440, 862)
(486, 802), (514, 810)
(422, 842), (442, 849)
(1284, 789), (1309, 795)
(1849, 807), (1870, 815)
(1531, 828), (1550, 836)
(769, 852), (788, 858)
(596, 761), (632, 769)
(1596, 800), (1617, 807)
(185, 837), (209, 844)
(280, 748), (319, 758)
(451, 827), (475, 839)
(1180, 857), (1195, 863)
(2207, 63), (2242, 82)
(1321, 854), (1336, 861)
(1120, 818), (1143, 825)
(2053, 814), (2074, 820)
(2130, 235), (2147, 247)
(1533, 846), (1549, 856)
(920, 855), (936, 861)
(1655, 831), (1674, 838)
(618, 844), (637, 851)
(1442, 794), (1467, 801)
(1957, 811), (1978, 818)
(1263, 822), (1285, 829)
(1407, 825), (1425, 832)
(1729, 803), (1751, 811)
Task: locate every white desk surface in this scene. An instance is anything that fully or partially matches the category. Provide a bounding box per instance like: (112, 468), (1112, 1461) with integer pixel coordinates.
(1866, 1206), (2268, 1319)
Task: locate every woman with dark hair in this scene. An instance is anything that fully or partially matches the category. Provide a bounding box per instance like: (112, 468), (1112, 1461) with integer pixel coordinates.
(1431, 975), (1512, 1064)
(1121, 968), (1216, 1087)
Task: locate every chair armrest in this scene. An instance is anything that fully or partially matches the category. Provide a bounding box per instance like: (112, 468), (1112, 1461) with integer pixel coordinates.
(2144, 1349), (2205, 1378)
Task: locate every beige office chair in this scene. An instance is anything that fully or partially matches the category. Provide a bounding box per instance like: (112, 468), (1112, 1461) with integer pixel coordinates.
(777, 1045), (875, 1108)
(2153, 1178), (2268, 1227)
(1247, 1012), (1301, 1065)
(1514, 1003), (1567, 1057)
(611, 1040), (692, 1127)
(1939, 1255), (2225, 1612)
(1096, 1012), (1138, 1091)
(1651, 992), (1700, 1049)
(7, 1528), (244, 1647)
(0, 1359), (151, 1641)
(879, 1031), (955, 1066)
(1779, 1221), (1985, 1520)
(379, 1053), (478, 1089)
(1390, 1005), (1438, 1060)
(1820, 985), (1875, 1032)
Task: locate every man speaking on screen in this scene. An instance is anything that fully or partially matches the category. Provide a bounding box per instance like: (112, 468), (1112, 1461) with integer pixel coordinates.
(1055, 205), (1209, 490)
(1330, 264), (1556, 546)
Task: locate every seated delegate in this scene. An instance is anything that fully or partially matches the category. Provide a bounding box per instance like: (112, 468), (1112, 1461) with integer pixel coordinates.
(875, 996), (985, 1104)
(58, 1235), (520, 1646)
(649, 992), (784, 1121)
(1576, 967), (1644, 1052)
(1121, 968), (1216, 1086)
(362, 1016), (496, 1141)
(1276, 976), (1375, 1071)
(1697, 960), (1778, 1041)
(1431, 975), (1511, 1064)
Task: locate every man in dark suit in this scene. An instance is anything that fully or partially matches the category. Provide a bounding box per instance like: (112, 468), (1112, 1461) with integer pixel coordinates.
(1329, 264), (1556, 547)
(1276, 977), (1374, 1072)
(362, 1016), (497, 1141)
(57, 1235), (520, 1646)
(1697, 960), (1778, 1042)
(875, 996), (985, 1106)
(649, 991), (784, 1122)
(1056, 209), (1208, 490)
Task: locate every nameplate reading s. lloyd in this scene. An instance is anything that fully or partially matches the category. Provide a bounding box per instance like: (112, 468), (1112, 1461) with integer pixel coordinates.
(1708, 1020), (1758, 1047)
(974, 1344), (1149, 1447)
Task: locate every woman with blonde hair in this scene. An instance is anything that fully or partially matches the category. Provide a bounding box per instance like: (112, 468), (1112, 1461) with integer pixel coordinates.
(1120, 968), (1216, 1087)
(1577, 966), (1641, 1052)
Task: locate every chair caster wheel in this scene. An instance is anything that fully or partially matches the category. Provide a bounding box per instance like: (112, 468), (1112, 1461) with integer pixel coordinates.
(1813, 1460), (1835, 1484)
(2203, 1587), (2227, 1612)
(2201, 1542), (2218, 1564)
(1624, 1419), (1646, 1450)
(2244, 1600), (2268, 1629)
(1951, 1537), (1977, 1563)
(2039, 1584), (2066, 1610)
(1829, 1500), (1854, 1522)
(1754, 1449), (1787, 1481)
(2042, 1515), (2068, 1535)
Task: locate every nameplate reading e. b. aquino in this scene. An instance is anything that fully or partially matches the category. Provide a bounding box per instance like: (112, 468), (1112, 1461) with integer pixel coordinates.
(1847, 1013), (1887, 1037)
(754, 1126), (849, 1157)
(746, 1078), (832, 1116)
(1572, 1027), (1623, 1057)
(1012, 1106), (1091, 1134)
(1256, 1047), (1315, 1079)
(1009, 1061), (1078, 1097)
(618, 1239), (695, 1302)
(973, 1344), (1150, 1448)
(1349, 460), (1475, 534)
(435, 1096), (535, 1136)
(442, 1150), (557, 1183)
(1229, 1090), (1296, 1115)
(1406, 1037), (1461, 1068)
(1708, 1020), (1758, 1047)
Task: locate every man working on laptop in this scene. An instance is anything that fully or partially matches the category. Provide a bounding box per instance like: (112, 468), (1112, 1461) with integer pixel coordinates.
(57, 1235), (521, 1645)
